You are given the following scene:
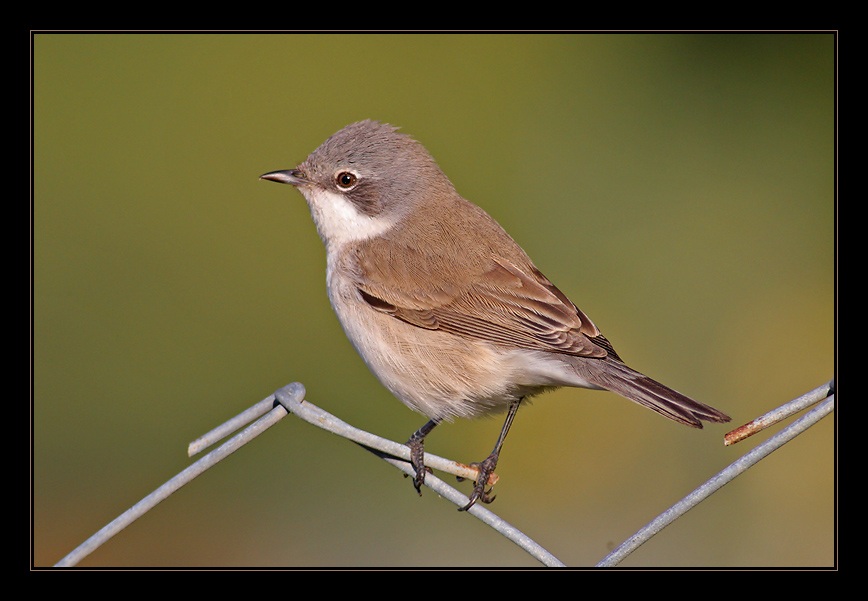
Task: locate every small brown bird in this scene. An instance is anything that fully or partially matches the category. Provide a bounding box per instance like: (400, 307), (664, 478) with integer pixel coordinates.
(262, 120), (731, 510)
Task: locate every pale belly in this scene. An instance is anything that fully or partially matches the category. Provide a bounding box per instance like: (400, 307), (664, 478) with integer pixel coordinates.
(325, 272), (597, 421)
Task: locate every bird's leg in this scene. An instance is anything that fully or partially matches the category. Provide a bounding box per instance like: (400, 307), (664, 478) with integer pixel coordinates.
(460, 397), (523, 512)
(405, 418), (439, 495)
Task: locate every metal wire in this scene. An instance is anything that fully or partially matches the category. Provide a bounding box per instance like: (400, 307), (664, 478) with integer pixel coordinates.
(54, 379), (834, 568)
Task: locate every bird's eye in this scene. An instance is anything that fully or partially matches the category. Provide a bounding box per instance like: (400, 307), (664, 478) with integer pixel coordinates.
(335, 171), (358, 189)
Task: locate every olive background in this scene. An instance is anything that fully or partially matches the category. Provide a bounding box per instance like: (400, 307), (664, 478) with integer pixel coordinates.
(33, 33), (835, 568)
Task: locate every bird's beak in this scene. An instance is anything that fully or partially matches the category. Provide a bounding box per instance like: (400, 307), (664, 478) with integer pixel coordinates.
(260, 169), (308, 186)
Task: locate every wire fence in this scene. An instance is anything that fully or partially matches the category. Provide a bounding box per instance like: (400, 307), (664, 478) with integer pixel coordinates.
(53, 379), (835, 568)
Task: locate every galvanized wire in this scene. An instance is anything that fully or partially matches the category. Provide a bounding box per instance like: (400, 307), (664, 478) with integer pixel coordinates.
(54, 379), (833, 568)
(54, 387), (301, 568)
(597, 380), (834, 567)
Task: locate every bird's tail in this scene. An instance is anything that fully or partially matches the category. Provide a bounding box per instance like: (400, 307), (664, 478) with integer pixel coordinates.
(597, 360), (731, 428)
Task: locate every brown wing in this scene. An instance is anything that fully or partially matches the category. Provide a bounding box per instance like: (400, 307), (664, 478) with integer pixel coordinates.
(357, 256), (612, 359)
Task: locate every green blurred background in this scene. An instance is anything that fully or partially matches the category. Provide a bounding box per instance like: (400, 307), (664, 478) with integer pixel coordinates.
(33, 33), (835, 568)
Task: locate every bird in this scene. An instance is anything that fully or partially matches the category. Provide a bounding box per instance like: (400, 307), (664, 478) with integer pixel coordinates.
(261, 120), (731, 511)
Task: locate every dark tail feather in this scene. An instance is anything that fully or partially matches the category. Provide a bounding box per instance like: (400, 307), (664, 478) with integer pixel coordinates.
(600, 361), (731, 428)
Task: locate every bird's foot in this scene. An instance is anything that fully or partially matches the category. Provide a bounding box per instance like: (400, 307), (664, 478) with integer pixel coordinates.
(459, 453), (499, 511)
(405, 436), (431, 495)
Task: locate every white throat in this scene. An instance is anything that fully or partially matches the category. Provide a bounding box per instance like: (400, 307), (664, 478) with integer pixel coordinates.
(302, 187), (396, 250)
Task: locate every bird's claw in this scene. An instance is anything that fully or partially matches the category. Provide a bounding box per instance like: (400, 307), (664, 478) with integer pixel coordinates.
(459, 455), (499, 511)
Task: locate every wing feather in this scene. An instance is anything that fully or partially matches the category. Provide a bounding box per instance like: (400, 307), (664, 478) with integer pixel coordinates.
(357, 255), (610, 359)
